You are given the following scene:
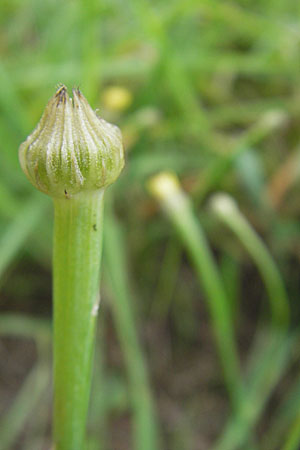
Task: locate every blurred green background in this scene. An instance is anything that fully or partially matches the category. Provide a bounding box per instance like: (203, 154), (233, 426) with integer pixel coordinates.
(1, 0), (300, 449)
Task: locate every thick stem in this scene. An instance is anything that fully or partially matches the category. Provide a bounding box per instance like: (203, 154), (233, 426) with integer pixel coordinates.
(53, 190), (105, 450)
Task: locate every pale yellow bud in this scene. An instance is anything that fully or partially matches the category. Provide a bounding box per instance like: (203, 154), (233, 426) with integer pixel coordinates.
(102, 86), (132, 112)
(147, 172), (187, 212)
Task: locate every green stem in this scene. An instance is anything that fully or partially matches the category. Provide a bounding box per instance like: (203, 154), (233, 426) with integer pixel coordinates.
(282, 411), (300, 450)
(214, 330), (293, 450)
(104, 205), (161, 450)
(149, 179), (244, 410)
(53, 190), (105, 450)
(211, 195), (289, 329)
(167, 201), (243, 408)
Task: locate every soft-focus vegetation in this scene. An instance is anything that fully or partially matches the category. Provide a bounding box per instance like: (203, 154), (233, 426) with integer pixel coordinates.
(1, 0), (300, 448)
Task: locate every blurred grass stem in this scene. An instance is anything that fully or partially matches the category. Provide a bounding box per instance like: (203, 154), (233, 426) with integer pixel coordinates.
(148, 173), (243, 409)
(104, 205), (161, 450)
(282, 411), (300, 450)
(210, 193), (289, 330)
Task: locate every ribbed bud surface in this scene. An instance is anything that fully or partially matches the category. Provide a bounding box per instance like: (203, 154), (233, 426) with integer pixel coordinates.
(19, 85), (124, 198)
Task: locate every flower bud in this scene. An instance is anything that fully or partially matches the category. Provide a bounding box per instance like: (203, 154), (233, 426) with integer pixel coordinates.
(210, 193), (238, 216)
(19, 85), (124, 198)
(147, 172), (188, 213)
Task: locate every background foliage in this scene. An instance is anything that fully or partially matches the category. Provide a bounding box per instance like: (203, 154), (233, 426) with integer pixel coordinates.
(1, 0), (300, 449)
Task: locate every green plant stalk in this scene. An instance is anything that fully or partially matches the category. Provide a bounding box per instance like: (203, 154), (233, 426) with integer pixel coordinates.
(152, 237), (182, 318)
(214, 330), (294, 450)
(209, 196), (290, 448)
(0, 361), (49, 450)
(282, 411), (300, 450)
(148, 175), (243, 409)
(104, 205), (160, 450)
(53, 190), (104, 450)
(261, 368), (300, 449)
(0, 193), (47, 282)
(211, 195), (289, 329)
(168, 203), (243, 408)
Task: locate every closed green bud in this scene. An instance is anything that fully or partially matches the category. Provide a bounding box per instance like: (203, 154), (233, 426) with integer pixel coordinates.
(19, 85), (124, 198)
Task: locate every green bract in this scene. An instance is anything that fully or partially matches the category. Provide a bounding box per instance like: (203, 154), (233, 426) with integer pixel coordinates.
(19, 85), (124, 198)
